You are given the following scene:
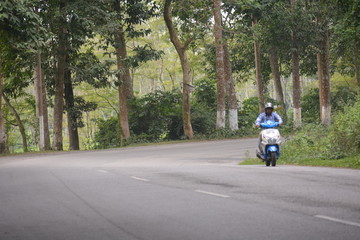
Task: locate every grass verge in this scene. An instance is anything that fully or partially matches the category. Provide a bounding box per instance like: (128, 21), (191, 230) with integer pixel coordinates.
(240, 155), (360, 169)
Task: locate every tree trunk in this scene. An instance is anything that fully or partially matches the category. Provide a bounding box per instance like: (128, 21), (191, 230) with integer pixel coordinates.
(164, 0), (193, 138)
(114, 26), (131, 142)
(291, 0), (301, 128)
(3, 95), (28, 152)
(223, 42), (238, 131)
(253, 18), (265, 113)
(214, 0), (226, 129)
(317, 28), (331, 125)
(34, 51), (51, 151)
(292, 51), (302, 128)
(64, 59), (80, 150)
(269, 47), (286, 119)
(0, 59), (7, 153)
(53, 0), (67, 151)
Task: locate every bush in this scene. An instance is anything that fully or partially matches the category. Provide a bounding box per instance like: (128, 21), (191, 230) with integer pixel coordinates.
(302, 86), (357, 124)
(129, 90), (183, 141)
(329, 99), (360, 157)
(94, 117), (120, 149)
(282, 97), (360, 167)
(191, 103), (216, 135)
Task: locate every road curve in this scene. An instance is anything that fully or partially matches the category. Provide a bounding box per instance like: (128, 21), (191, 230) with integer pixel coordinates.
(1, 138), (360, 240)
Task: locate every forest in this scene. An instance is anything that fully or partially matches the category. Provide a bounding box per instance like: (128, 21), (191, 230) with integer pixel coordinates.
(0, 0), (359, 163)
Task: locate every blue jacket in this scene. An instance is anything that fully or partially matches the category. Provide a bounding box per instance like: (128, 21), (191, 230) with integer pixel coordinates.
(255, 112), (283, 126)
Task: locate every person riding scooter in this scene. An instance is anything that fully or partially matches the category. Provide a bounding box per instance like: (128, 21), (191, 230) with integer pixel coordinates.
(255, 103), (283, 157)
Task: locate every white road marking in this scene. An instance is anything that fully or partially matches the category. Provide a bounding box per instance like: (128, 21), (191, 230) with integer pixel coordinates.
(195, 190), (230, 198)
(131, 176), (150, 182)
(98, 170), (109, 174)
(315, 215), (360, 228)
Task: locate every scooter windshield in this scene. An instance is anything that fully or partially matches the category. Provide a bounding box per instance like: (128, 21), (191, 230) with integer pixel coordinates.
(260, 120), (279, 128)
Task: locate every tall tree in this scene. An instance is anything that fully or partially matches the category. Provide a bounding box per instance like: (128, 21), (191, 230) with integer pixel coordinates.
(0, 0), (44, 153)
(98, 0), (158, 142)
(64, 57), (80, 150)
(34, 51), (51, 151)
(290, 0), (302, 128)
(315, 2), (331, 126)
(52, 0), (67, 150)
(317, 26), (331, 125)
(252, 17), (265, 113)
(223, 42), (238, 131)
(164, 0), (194, 138)
(213, 0), (226, 129)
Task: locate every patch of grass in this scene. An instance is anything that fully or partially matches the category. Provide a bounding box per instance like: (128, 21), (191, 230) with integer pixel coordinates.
(280, 155), (360, 169)
(240, 155), (360, 169)
(239, 158), (263, 165)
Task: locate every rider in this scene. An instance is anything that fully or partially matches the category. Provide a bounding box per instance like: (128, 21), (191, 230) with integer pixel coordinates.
(255, 103), (283, 155)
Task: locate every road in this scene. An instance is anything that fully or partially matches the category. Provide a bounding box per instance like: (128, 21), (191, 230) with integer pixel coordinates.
(0, 138), (360, 240)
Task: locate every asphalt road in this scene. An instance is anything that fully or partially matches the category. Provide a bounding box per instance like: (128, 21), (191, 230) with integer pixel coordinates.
(1, 138), (360, 240)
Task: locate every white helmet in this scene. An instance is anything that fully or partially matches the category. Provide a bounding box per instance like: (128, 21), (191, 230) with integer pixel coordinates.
(265, 102), (274, 110)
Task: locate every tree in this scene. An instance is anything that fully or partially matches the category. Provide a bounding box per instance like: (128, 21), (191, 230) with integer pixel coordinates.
(213, 0), (226, 129)
(164, 0), (194, 138)
(0, 0), (44, 153)
(317, 16), (331, 126)
(52, 0), (67, 150)
(223, 42), (238, 130)
(34, 51), (51, 151)
(98, 0), (159, 142)
(252, 16), (265, 113)
(290, 0), (302, 128)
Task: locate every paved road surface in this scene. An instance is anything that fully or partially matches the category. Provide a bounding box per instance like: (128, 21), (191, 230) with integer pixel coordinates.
(1, 138), (360, 240)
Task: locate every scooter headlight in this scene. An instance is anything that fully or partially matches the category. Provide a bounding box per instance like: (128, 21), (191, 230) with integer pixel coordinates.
(268, 138), (277, 144)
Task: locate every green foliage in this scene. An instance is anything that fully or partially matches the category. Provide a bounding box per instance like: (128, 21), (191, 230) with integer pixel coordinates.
(94, 117), (120, 149)
(129, 90), (183, 141)
(302, 86), (357, 123)
(191, 103), (215, 135)
(65, 96), (97, 128)
(282, 98), (360, 168)
(193, 78), (217, 111)
(329, 99), (360, 157)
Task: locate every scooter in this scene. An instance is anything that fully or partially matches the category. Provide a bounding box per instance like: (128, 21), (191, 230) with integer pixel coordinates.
(256, 120), (281, 167)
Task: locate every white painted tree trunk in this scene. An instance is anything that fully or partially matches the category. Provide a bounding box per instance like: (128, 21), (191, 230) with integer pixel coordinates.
(229, 109), (238, 131)
(34, 51), (51, 151)
(293, 107), (302, 128)
(214, 0), (226, 129)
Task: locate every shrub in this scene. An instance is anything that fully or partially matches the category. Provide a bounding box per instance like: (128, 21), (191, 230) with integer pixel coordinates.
(94, 117), (120, 149)
(302, 86), (357, 124)
(129, 90), (183, 141)
(282, 97), (360, 164)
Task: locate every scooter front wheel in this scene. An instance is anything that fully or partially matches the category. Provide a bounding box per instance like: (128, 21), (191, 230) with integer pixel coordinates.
(266, 159), (271, 166)
(270, 152), (277, 167)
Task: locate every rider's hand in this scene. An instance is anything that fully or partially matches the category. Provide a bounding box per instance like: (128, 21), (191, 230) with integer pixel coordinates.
(256, 124), (260, 128)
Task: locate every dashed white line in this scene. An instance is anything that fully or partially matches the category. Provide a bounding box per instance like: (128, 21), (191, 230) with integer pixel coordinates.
(98, 170), (109, 174)
(195, 190), (230, 198)
(131, 176), (150, 182)
(315, 215), (360, 228)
